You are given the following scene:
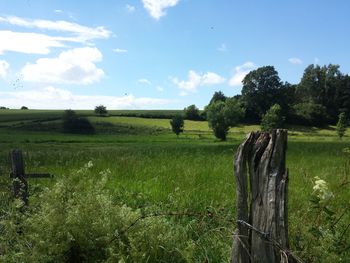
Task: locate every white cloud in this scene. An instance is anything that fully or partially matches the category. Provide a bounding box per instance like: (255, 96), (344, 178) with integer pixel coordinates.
(113, 48), (128, 53)
(0, 60), (10, 79)
(142, 0), (180, 20)
(288, 57), (303, 65)
(0, 31), (68, 55)
(138, 78), (152, 85)
(126, 4), (136, 13)
(0, 86), (174, 109)
(229, 62), (256, 87)
(217, 43), (227, 52)
(156, 86), (164, 92)
(54, 9), (63, 13)
(21, 47), (104, 85)
(0, 15), (111, 43)
(0, 16), (111, 55)
(172, 70), (225, 95)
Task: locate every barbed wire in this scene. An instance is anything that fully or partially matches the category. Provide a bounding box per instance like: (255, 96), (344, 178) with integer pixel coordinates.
(236, 220), (304, 263)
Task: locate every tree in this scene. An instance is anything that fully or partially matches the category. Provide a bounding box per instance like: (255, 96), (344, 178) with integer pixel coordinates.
(291, 102), (328, 127)
(94, 105), (108, 116)
(209, 91), (227, 105)
(21, 106), (28, 110)
(206, 98), (244, 141)
(184, 104), (200, 120)
(170, 115), (184, 137)
(261, 104), (284, 131)
(63, 109), (95, 134)
(241, 66), (282, 122)
(296, 64), (343, 122)
(336, 112), (347, 139)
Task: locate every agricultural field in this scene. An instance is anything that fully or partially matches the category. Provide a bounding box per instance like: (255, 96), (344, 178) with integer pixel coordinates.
(0, 110), (349, 262)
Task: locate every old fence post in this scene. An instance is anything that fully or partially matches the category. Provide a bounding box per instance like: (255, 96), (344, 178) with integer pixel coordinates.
(231, 129), (295, 263)
(9, 149), (28, 205)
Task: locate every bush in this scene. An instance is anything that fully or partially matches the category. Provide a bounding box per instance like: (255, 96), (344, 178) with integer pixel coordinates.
(336, 112), (347, 139)
(0, 164), (196, 262)
(94, 105), (108, 116)
(170, 115), (184, 136)
(21, 106), (28, 110)
(206, 98), (244, 141)
(261, 104), (284, 131)
(62, 109), (95, 134)
(291, 102), (328, 126)
(184, 104), (201, 120)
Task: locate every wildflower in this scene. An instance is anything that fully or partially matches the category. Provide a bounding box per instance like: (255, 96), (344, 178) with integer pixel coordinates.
(313, 176), (333, 200)
(86, 161), (94, 168)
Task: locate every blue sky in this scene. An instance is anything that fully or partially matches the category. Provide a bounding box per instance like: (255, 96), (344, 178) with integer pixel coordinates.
(0, 0), (349, 109)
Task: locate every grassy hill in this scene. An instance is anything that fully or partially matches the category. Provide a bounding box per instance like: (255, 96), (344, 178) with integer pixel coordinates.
(0, 110), (349, 262)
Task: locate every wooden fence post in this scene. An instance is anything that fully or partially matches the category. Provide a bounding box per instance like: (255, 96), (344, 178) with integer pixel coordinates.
(231, 129), (296, 263)
(9, 149), (28, 205)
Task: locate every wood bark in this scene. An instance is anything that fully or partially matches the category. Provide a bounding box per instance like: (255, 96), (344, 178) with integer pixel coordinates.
(231, 129), (292, 263)
(9, 149), (28, 205)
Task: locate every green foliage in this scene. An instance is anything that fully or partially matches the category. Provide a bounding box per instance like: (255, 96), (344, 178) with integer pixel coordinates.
(184, 104), (201, 120)
(260, 104), (284, 131)
(209, 91), (227, 105)
(94, 105), (108, 116)
(296, 64), (343, 121)
(206, 98), (244, 140)
(241, 66), (282, 121)
(62, 109), (95, 134)
(0, 161), (233, 262)
(292, 176), (350, 262)
(292, 102), (328, 126)
(336, 112), (347, 139)
(20, 106), (28, 110)
(170, 115), (184, 136)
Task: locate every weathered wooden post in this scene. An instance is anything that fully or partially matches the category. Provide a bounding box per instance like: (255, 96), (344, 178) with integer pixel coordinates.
(9, 149), (28, 205)
(231, 129), (295, 263)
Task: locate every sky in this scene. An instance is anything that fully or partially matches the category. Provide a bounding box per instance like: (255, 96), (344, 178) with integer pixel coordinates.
(0, 0), (350, 110)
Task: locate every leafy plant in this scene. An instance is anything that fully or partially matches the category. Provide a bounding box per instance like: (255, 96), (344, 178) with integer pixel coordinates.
(170, 114), (184, 137)
(94, 105), (108, 116)
(260, 104), (284, 131)
(336, 112), (347, 139)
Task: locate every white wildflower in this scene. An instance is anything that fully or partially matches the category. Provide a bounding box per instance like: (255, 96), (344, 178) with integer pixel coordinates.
(313, 176), (333, 200)
(86, 161), (94, 168)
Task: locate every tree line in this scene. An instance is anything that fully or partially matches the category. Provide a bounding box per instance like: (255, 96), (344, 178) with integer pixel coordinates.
(174, 64), (350, 140)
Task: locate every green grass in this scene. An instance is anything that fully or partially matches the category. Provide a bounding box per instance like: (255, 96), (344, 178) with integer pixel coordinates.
(0, 110), (349, 262)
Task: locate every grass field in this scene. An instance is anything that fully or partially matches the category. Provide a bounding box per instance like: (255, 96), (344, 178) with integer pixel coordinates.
(0, 110), (349, 262)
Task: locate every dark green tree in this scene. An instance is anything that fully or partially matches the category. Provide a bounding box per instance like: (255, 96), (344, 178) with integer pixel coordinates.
(21, 106), (28, 110)
(241, 66), (282, 122)
(170, 115), (184, 137)
(336, 112), (347, 139)
(261, 104), (284, 131)
(291, 102), (327, 127)
(63, 109), (95, 134)
(296, 64), (343, 122)
(184, 104), (200, 120)
(209, 91), (227, 105)
(206, 98), (244, 141)
(94, 105), (108, 116)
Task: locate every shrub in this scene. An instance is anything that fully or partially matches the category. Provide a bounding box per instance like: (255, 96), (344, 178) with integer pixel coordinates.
(94, 105), (108, 116)
(62, 109), (95, 134)
(336, 112), (347, 139)
(184, 104), (201, 120)
(21, 106), (28, 110)
(291, 102), (328, 126)
(261, 104), (284, 131)
(0, 164), (195, 262)
(206, 98), (244, 141)
(170, 115), (184, 137)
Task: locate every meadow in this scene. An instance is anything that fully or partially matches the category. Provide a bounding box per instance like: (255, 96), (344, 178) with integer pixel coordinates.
(0, 110), (349, 262)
